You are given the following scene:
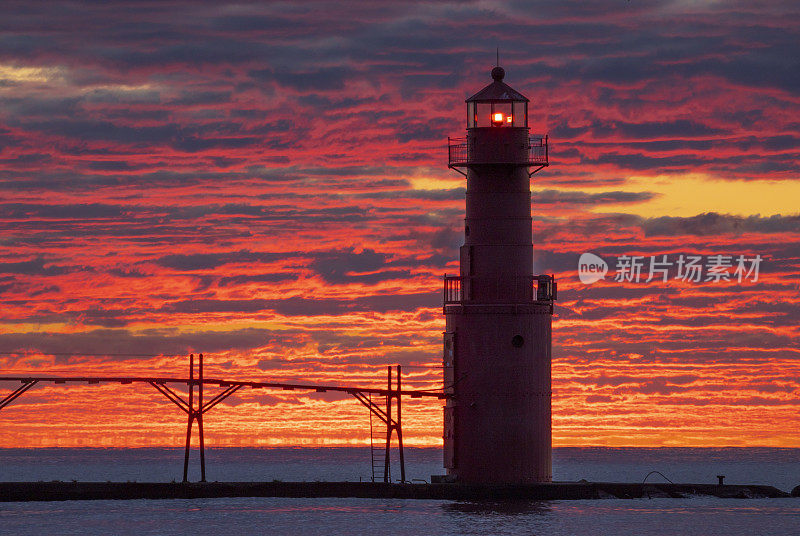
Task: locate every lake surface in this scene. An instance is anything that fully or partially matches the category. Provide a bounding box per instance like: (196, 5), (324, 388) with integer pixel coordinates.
(0, 447), (798, 535)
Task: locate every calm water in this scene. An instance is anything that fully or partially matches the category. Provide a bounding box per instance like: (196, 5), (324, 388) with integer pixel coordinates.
(0, 447), (798, 536)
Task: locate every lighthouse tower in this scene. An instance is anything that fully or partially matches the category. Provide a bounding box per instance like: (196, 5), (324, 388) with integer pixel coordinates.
(443, 66), (555, 484)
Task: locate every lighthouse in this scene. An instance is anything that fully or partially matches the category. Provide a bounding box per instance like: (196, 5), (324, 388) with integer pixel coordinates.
(443, 66), (555, 484)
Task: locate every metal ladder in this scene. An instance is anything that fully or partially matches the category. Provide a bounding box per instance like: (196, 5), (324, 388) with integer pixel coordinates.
(369, 392), (390, 483)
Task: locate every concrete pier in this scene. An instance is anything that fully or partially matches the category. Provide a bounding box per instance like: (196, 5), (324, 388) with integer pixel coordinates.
(0, 481), (790, 502)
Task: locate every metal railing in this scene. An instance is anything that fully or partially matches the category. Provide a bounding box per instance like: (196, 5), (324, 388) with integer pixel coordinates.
(442, 274), (557, 305)
(447, 138), (469, 166)
(447, 136), (548, 168)
(529, 135), (548, 166)
(443, 275), (462, 303)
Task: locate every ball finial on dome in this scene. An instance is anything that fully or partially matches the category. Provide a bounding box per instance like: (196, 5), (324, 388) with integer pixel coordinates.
(491, 66), (505, 81)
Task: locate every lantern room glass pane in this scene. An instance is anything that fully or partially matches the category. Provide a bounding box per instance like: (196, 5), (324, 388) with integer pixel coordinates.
(475, 103), (491, 127)
(513, 101), (526, 127)
(471, 100), (528, 127)
(467, 101), (475, 128)
(492, 102), (512, 126)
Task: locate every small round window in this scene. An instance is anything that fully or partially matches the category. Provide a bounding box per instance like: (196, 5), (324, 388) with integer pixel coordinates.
(512, 335), (524, 348)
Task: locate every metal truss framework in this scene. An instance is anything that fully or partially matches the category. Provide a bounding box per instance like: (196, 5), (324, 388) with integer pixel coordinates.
(0, 356), (445, 483)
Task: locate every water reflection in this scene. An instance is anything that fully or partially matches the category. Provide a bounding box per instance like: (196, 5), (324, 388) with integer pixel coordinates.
(442, 500), (553, 516)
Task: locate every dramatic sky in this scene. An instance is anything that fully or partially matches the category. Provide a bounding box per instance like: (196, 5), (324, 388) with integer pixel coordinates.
(1, 0), (799, 450)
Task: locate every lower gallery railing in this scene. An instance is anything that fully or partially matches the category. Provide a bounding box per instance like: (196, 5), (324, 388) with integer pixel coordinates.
(442, 274), (557, 305)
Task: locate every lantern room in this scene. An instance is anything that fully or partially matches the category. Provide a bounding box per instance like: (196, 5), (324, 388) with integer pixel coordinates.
(466, 66), (528, 128)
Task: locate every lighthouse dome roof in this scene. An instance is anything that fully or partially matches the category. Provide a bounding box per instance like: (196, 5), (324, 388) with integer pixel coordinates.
(466, 67), (529, 103)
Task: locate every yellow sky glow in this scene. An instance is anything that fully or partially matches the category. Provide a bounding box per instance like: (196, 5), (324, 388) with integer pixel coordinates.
(0, 64), (64, 83)
(586, 173), (800, 218)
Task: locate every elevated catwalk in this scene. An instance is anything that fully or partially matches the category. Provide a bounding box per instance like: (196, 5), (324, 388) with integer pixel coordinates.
(0, 356), (444, 484)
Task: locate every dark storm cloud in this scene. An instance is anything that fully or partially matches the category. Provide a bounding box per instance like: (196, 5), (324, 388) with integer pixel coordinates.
(760, 135), (800, 151)
(311, 331), (425, 353)
(581, 153), (704, 171)
(249, 67), (352, 92)
(4, 0), (794, 186)
(0, 327), (291, 360)
(0, 203), (130, 219)
(86, 160), (157, 171)
(154, 250), (294, 271)
(643, 213), (800, 237)
(0, 1), (796, 101)
(534, 212), (800, 253)
(351, 188), (464, 201)
(108, 267), (149, 278)
(553, 328), (797, 365)
(0, 200), (390, 251)
(557, 298), (800, 330)
(0, 257), (75, 276)
(534, 189), (655, 206)
(217, 273), (298, 287)
(1, 96), (83, 117)
(593, 120), (728, 140)
(16, 118), (266, 153)
(396, 122), (448, 143)
(508, 15), (800, 94)
(0, 202), (269, 223)
(533, 213), (643, 242)
(20, 119), (183, 145)
(167, 91), (232, 106)
(308, 248), (390, 284)
(171, 135), (261, 152)
(305, 245), (455, 284)
(161, 292), (438, 316)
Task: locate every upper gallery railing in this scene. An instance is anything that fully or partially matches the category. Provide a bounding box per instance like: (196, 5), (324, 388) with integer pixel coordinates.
(448, 136), (548, 167)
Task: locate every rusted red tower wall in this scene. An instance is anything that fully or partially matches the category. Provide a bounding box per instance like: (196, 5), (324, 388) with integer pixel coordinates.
(443, 70), (553, 484)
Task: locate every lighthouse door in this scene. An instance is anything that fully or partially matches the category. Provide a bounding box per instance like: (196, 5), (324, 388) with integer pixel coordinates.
(444, 406), (455, 469)
(443, 331), (456, 468)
